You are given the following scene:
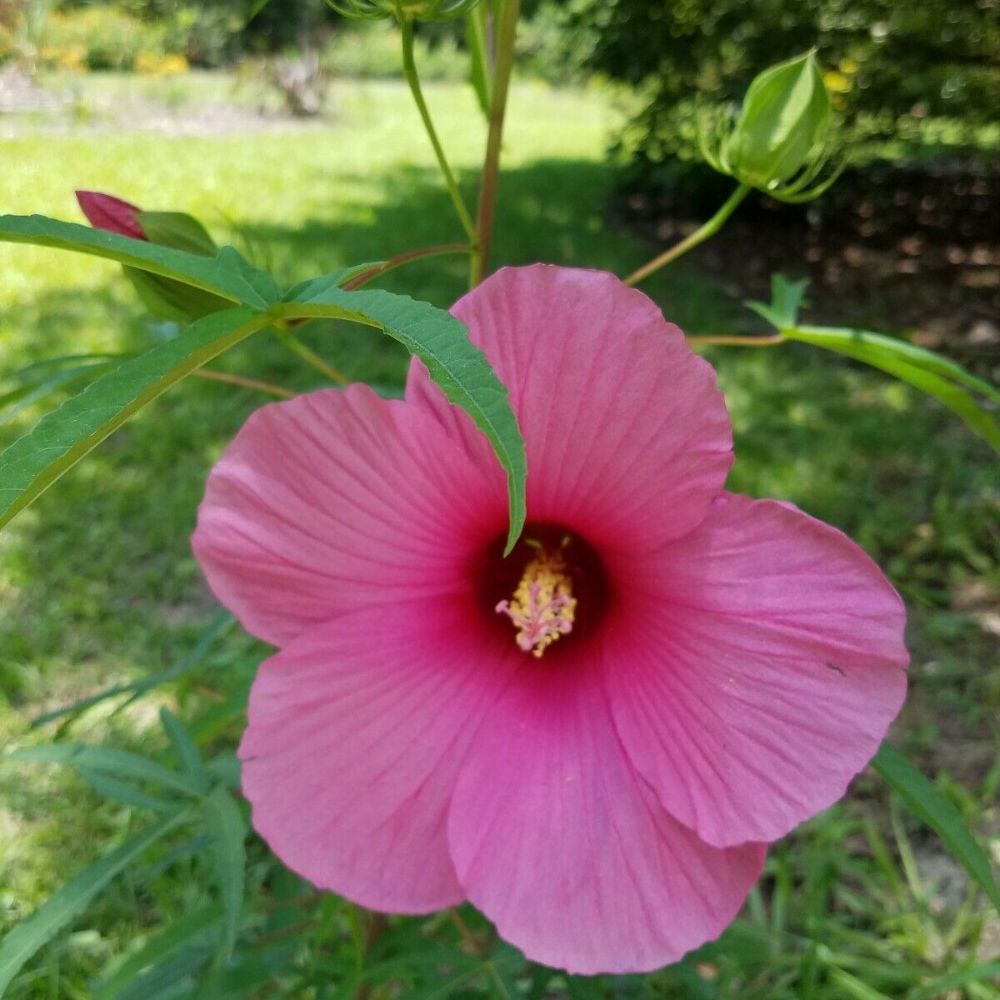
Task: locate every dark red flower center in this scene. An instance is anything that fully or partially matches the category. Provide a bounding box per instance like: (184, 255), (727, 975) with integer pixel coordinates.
(472, 523), (612, 661)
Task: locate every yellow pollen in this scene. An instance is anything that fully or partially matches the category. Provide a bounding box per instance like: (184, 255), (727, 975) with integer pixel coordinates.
(495, 545), (577, 658)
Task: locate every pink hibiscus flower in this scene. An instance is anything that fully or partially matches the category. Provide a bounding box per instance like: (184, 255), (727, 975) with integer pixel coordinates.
(192, 265), (908, 974)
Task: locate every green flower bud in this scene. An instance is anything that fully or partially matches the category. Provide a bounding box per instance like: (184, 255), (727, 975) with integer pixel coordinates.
(700, 51), (843, 203)
(330, 0), (481, 21)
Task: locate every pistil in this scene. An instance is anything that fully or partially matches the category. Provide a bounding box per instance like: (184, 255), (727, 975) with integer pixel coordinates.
(496, 542), (577, 658)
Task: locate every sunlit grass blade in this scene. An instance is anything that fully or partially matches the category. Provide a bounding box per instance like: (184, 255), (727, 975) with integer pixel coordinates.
(0, 812), (187, 996)
(0, 307), (270, 530)
(0, 215), (280, 307)
(872, 743), (1000, 915)
(275, 283), (527, 553)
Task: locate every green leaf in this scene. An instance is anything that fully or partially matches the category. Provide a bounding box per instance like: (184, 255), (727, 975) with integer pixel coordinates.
(202, 786), (247, 961)
(0, 813), (186, 996)
(136, 211), (217, 256)
(160, 709), (210, 793)
(0, 215), (279, 307)
(0, 307), (269, 529)
(5, 743), (205, 798)
(786, 323), (1000, 407)
(783, 325), (1000, 452)
(745, 273), (810, 329)
(873, 743), (1000, 915)
(96, 904), (223, 1000)
(275, 283), (526, 553)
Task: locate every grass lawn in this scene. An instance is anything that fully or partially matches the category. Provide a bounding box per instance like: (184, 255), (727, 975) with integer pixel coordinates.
(1, 73), (997, 998)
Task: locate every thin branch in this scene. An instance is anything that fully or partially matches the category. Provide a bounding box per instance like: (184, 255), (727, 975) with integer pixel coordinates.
(191, 368), (294, 398)
(343, 242), (474, 290)
(687, 333), (786, 347)
(276, 328), (350, 386)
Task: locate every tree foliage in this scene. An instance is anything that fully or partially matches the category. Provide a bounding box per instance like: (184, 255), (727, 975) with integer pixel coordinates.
(562, 0), (1000, 174)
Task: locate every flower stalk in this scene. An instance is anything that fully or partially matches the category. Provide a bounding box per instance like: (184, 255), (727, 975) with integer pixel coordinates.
(400, 15), (478, 244)
(624, 183), (750, 287)
(470, 0), (521, 287)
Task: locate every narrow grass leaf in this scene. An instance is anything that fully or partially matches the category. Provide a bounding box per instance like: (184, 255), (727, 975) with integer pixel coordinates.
(96, 904), (224, 1000)
(908, 962), (1000, 1000)
(77, 768), (184, 814)
(0, 216), (279, 307)
(873, 743), (1000, 914)
(202, 786), (247, 961)
(31, 612), (234, 728)
(1, 359), (124, 419)
(275, 284), (527, 552)
(0, 307), (269, 529)
(0, 813), (185, 996)
(108, 947), (212, 1000)
(5, 744), (204, 798)
(827, 968), (895, 1000)
(160, 708), (210, 793)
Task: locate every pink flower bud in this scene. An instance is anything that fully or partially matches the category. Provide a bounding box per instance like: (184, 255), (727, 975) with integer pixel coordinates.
(75, 191), (146, 241)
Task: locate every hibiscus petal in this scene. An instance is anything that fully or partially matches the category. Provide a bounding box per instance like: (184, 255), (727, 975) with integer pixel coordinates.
(448, 651), (765, 974)
(240, 602), (517, 912)
(192, 385), (505, 646)
(407, 265), (733, 550)
(609, 494), (909, 848)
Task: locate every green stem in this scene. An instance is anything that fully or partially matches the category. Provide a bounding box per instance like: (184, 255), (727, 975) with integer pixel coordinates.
(400, 15), (477, 244)
(275, 328), (349, 386)
(624, 183), (751, 286)
(470, 0), (521, 287)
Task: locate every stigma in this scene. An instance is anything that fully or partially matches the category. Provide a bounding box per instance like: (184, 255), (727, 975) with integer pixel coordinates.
(496, 541), (577, 658)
